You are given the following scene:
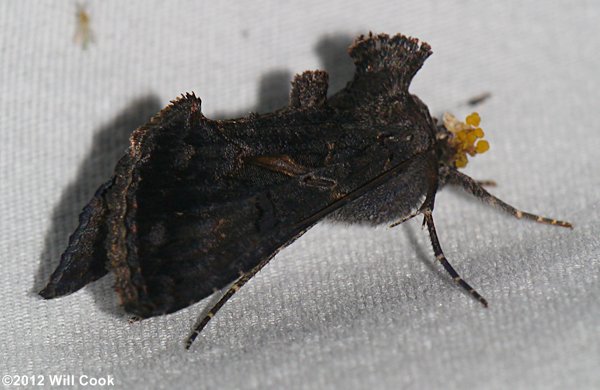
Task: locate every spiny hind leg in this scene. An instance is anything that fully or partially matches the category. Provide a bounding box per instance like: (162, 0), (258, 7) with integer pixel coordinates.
(445, 168), (572, 228)
(423, 210), (488, 307)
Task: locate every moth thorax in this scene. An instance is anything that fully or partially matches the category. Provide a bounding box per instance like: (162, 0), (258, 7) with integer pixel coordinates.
(443, 111), (490, 168)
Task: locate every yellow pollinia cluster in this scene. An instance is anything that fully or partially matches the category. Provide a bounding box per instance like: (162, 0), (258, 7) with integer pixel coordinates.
(443, 112), (490, 168)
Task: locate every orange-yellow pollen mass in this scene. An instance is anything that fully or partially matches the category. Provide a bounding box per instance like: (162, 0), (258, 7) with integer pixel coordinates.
(443, 112), (490, 169)
(455, 154), (468, 168)
(466, 132), (477, 144)
(475, 140), (489, 153)
(465, 112), (481, 127)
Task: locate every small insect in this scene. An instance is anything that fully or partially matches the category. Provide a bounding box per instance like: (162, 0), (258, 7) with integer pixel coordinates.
(74, 3), (94, 50)
(40, 33), (572, 348)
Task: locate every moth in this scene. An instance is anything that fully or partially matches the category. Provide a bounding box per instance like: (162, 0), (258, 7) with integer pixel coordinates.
(40, 33), (571, 348)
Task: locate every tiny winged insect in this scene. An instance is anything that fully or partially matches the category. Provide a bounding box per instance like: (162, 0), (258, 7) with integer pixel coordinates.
(40, 33), (572, 348)
(74, 3), (94, 50)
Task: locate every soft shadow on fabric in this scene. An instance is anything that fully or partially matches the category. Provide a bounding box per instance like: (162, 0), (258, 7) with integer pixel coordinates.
(213, 33), (355, 119)
(314, 33), (355, 96)
(33, 96), (162, 314)
(401, 221), (452, 288)
(212, 69), (293, 119)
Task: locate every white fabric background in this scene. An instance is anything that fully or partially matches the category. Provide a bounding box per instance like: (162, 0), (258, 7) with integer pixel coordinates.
(1, 1), (598, 389)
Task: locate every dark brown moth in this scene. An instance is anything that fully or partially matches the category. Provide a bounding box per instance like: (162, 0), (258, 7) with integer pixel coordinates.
(40, 33), (572, 348)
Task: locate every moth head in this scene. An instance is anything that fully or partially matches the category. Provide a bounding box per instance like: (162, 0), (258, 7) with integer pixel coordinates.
(440, 111), (490, 169)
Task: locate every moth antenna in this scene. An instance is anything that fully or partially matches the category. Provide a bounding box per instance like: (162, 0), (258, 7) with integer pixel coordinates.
(423, 210), (488, 307)
(446, 168), (573, 229)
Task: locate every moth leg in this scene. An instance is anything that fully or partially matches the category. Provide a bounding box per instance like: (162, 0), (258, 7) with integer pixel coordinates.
(476, 180), (496, 187)
(423, 210), (488, 307)
(185, 258), (271, 349)
(389, 210), (421, 228)
(446, 168), (572, 228)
